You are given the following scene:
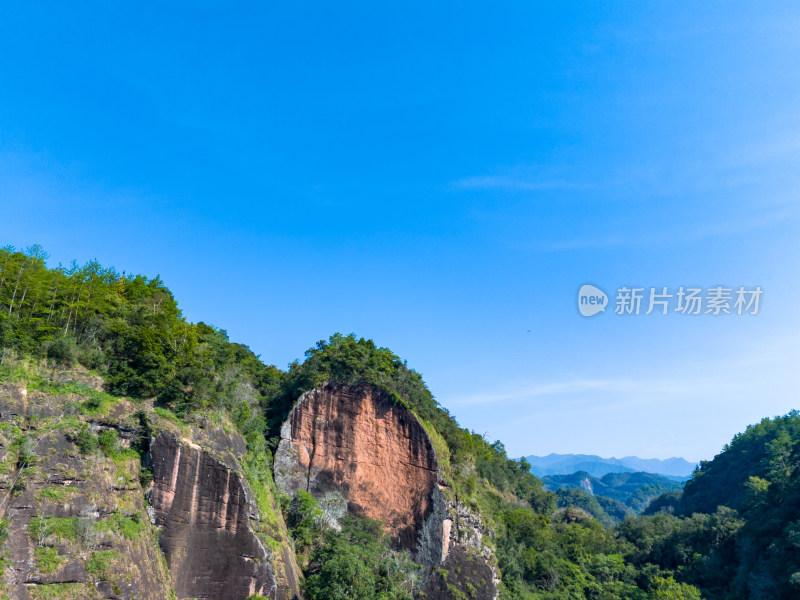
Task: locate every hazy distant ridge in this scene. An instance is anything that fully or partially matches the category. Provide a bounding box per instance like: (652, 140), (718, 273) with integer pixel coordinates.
(525, 453), (697, 479)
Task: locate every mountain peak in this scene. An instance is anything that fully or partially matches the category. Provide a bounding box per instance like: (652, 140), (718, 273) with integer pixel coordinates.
(525, 453), (697, 479)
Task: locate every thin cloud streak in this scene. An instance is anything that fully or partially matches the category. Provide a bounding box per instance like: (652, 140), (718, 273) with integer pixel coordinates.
(518, 204), (800, 252)
(443, 333), (800, 411)
(453, 175), (594, 192)
(452, 126), (800, 199)
(445, 377), (699, 408)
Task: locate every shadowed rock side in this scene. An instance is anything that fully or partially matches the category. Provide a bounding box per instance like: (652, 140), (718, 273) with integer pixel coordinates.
(148, 431), (302, 600)
(274, 383), (439, 551)
(274, 383), (498, 600)
(421, 546), (497, 600)
(0, 384), (175, 600)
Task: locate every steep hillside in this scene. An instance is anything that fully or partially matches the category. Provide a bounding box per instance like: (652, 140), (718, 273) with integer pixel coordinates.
(617, 411), (800, 599)
(0, 364), (302, 600)
(275, 382), (442, 553)
(0, 379), (175, 600)
(258, 334), (701, 600)
(551, 488), (633, 527)
(678, 412), (800, 517)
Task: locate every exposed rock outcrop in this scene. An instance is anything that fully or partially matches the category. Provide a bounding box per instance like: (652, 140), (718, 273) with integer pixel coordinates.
(421, 546), (498, 600)
(147, 431), (303, 600)
(0, 388), (175, 600)
(274, 382), (439, 551)
(274, 382), (498, 599)
(2, 371), (498, 600)
(0, 381), (303, 600)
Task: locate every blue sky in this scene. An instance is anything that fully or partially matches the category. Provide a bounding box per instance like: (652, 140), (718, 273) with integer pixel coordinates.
(1, 2), (799, 462)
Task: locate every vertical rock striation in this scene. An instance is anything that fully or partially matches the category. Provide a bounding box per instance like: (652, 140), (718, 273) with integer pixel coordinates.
(148, 431), (302, 600)
(274, 382), (498, 599)
(274, 382), (439, 551)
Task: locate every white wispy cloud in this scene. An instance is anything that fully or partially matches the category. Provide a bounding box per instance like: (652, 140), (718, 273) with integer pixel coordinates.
(521, 203), (800, 252)
(447, 377), (697, 407)
(443, 332), (800, 411)
(453, 175), (593, 192)
(451, 125), (800, 200)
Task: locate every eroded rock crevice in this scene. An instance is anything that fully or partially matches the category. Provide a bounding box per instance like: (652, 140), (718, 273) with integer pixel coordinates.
(147, 431), (301, 600)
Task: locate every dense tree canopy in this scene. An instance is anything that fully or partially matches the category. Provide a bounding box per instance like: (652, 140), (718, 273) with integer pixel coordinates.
(0, 245), (281, 431)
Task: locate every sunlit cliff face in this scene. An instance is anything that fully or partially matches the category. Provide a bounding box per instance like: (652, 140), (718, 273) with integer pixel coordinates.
(274, 382), (439, 551)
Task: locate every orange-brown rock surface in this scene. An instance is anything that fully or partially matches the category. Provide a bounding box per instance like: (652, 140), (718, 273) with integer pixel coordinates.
(274, 382), (439, 551)
(274, 382), (499, 600)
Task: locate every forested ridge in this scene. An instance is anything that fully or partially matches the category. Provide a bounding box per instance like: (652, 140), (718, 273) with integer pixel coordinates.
(1, 245), (799, 599)
(541, 471), (684, 526)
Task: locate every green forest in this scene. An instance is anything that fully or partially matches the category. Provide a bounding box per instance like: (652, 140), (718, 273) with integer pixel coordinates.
(1, 245), (799, 600)
(540, 471), (685, 527)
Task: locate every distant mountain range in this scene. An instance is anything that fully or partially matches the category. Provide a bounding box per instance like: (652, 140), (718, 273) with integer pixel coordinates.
(542, 470), (684, 516)
(525, 453), (697, 480)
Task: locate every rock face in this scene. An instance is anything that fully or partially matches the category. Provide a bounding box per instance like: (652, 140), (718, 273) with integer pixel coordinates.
(274, 382), (498, 600)
(421, 546), (498, 600)
(275, 382), (439, 551)
(2, 372), (497, 600)
(0, 381), (303, 600)
(148, 431), (302, 600)
(0, 386), (175, 600)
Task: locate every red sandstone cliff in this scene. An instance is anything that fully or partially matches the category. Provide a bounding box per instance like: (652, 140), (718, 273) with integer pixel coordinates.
(274, 382), (439, 550)
(274, 382), (498, 600)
